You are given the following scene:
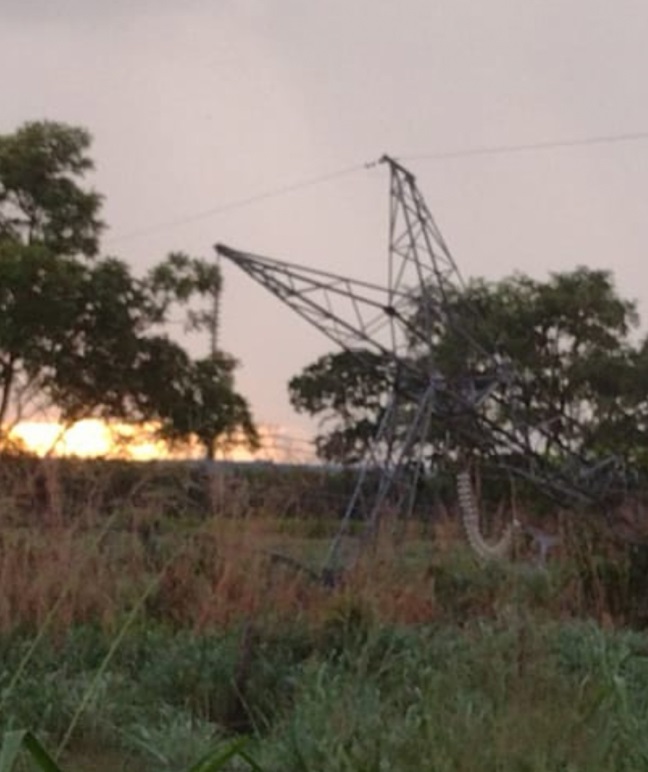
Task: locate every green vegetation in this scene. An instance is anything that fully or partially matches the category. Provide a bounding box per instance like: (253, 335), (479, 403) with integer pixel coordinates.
(3, 606), (648, 769)
(290, 268), (648, 469)
(0, 456), (642, 770)
(0, 120), (257, 459)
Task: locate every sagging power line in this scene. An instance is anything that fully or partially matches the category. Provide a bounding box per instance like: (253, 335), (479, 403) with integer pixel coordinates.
(105, 163), (367, 246)
(105, 128), (648, 247)
(401, 129), (648, 162)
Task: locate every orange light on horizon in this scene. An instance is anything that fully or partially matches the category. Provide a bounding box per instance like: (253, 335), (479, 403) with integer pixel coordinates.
(9, 419), (176, 460)
(7, 419), (316, 464)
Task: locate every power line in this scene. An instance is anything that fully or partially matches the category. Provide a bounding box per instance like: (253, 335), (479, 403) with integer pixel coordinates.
(104, 129), (648, 247)
(400, 130), (648, 162)
(105, 162), (368, 246)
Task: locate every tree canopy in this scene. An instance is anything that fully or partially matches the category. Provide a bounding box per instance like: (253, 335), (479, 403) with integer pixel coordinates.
(0, 120), (257, 459)
(0, 121), (103, 256)
(289, 267), (648, 475)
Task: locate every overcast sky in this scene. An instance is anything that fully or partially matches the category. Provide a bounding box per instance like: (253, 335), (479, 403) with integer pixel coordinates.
(1, 0), (647, 445)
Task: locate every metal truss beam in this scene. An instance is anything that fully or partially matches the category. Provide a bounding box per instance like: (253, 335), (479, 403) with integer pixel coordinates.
(215, 155), (626, 574)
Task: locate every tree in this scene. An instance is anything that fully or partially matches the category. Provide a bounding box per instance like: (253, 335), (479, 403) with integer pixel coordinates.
(0, 121), (103, 256)
(289, 350), (394, 463)
(147, 251), (222, 353)
(0, 120), (258, 457)
(425, 268), (640, 460)
(142, 251), (258, 458)
(289, 267), (644, 470)
(151, 353), (259, 460)
(42, 256), (168, 423)
(0, 120), (108, 428)
(34, 254), (258, 459)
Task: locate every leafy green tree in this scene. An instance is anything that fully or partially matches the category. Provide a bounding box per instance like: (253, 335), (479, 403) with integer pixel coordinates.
(39, 255), (258, 459)
(0, 120), (107, 428)
(152, 352), (259, 460)
(290, 267), (644, 469)
(584, 338), (648, 469)
(427, 268), (639, 460)
(143, 251), (258, 458)
(0, 120), (258, 457)
(0, 121), (102, 256)
(147, 251), (222, 353)
(0, 242), (83, 426)
(43, 256), (166, 423)
(289, 350), (394, 462)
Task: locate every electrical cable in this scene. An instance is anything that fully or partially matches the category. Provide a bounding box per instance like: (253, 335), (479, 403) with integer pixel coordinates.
(400, 129), (648, 162)
(104, 128), (648, 246)
(105, 162), (368, 245)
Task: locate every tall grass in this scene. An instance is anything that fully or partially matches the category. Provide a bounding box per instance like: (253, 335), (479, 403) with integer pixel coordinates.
(0, 455), (647, 769)
(0, 730), (263, 771)
(3, 620), (648, 770)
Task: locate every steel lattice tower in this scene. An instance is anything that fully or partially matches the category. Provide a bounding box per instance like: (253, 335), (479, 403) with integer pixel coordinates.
(216, 155), (623, 576)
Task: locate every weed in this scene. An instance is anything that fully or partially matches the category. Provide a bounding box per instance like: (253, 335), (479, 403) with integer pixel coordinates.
(1, 457), (648, 769)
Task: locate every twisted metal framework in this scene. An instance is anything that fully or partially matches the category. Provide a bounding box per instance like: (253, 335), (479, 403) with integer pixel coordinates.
(216, 155), (622, 573)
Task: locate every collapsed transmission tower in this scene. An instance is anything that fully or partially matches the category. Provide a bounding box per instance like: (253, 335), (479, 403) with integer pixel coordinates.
(216, 155), (624, 575)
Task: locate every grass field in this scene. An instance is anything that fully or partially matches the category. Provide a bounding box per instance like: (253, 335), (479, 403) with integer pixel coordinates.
(1, 457), (647, 770)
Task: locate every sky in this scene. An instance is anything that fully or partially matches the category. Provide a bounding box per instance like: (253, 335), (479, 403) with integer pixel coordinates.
(1, 0), (647, 448)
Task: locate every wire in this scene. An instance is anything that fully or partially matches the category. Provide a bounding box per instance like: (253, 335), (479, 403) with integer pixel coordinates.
(104, 128), (648, 247)
(400, 130), (648, 162)
(105, 162), (368, 246)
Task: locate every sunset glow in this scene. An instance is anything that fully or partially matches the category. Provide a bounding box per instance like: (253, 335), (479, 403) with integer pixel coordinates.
(9, 420), (175, 460)
(7, 420), (315, 463)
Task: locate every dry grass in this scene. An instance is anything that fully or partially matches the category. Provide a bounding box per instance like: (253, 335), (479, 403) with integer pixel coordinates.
(0, 454), (642, 636)
(2, 458), (648, 772)
(0, 515), (439, 634)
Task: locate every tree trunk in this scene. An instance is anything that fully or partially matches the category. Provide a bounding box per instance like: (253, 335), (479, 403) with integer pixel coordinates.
(0, 359), (16, 428)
